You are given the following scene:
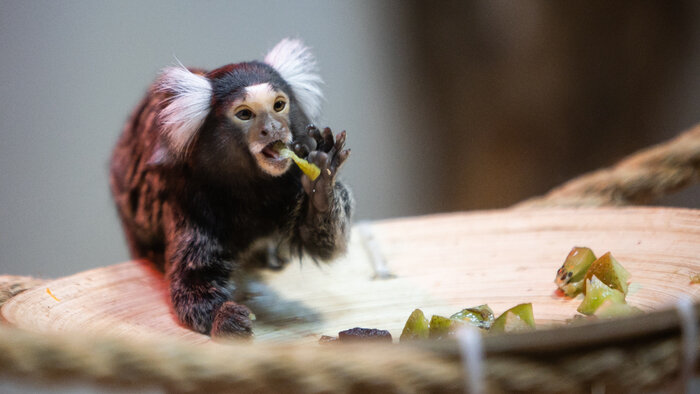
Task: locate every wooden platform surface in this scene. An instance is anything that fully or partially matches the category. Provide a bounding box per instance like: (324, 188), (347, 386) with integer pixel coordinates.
(2, 207), (699, 344)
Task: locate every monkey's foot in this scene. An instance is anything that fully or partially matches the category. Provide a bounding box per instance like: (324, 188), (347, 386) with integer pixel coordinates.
(211, 301), (254, 339)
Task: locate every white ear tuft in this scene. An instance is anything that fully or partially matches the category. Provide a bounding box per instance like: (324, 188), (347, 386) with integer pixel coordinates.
(264, 38), (324, 121)
(156, 67), (212, 154)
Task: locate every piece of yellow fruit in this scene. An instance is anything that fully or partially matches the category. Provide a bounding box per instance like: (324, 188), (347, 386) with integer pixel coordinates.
(274, 142), (321, 181)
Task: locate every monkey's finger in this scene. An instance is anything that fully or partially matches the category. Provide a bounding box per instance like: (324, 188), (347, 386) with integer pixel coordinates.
(293, 143), (309, 158)
(320, 127), (335, 152)
(295, 133), (316, 153)
(331, 130), (347, 157)
(331, 149), (351, 172)
(308, 126), (323, 146)
(308, 151), (330, 170)
(292, 133), (315, 157)
(334, 130), (347, 153)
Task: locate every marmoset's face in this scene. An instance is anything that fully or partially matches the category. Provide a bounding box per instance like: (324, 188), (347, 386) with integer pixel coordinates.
(228, 82), (293, 176)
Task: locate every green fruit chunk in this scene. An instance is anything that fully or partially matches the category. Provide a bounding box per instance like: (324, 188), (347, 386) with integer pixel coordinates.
(429, 315), (461, 339)
(400, 309), (430, 341)
(490, 303), (535, 333)
(583, 252), (630, 295)
(577, 276), (626, 315)
(450, 304), (494, 329)
(594, 299), (642, 319)
(555, 247), (596, 296)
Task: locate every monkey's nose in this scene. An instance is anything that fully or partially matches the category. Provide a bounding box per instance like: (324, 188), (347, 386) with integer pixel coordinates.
(260, 129), (269, 136)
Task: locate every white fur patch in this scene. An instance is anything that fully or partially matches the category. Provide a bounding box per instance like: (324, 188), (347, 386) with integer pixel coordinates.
(264, 38), (323, 122)
(156, 67), (212, 154)
(244, 83), (274, 99)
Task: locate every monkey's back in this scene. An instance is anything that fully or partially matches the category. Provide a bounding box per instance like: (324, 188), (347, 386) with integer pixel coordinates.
(109, 89), (170, 266)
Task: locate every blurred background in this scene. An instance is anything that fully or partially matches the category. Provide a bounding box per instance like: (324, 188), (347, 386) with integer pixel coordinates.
(1, 0), (699, 278)
(0, 1), (699, 392)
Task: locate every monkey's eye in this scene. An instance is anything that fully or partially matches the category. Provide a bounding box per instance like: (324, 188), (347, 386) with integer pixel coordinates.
(273, 100), (286, 112)
(235, 109), (253, 120)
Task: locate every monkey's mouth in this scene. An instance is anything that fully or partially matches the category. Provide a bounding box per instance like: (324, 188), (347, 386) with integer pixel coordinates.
(253, 139), (292, 176)
(261, 140), (284, 160)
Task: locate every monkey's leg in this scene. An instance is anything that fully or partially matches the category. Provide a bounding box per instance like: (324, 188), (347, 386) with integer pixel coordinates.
(297, 126), (354, 260)
(164, 209), (253, 338)
(168, 266), (253, 338)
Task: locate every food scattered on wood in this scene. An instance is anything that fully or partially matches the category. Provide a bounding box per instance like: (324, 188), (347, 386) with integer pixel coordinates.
(321, 246), (642, 344)
(45, 288), (60, 302)
(396, 303), (532, 342)
(690, 274), (700, 284)
(274, 142), (321, 180)
(555, 247), (637, 316)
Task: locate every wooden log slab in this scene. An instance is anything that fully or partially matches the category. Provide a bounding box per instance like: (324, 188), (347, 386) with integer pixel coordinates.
(2, 207), (699, 344)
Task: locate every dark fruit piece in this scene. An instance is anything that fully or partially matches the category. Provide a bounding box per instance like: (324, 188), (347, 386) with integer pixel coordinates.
(338, 327), (392, 343)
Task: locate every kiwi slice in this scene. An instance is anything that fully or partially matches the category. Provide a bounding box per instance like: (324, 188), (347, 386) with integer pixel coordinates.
(450, 304), (494, 330)
(490, 303), (536, 333)
(399, 309), (430, 341)
(428, 315), (462, 339)
(577, 276), (626, 315)
(555, 247), (596, 296)
(594, 299), (642, 319)
(583, 252), (630, 295)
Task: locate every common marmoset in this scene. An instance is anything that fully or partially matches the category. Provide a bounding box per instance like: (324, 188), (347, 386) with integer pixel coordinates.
(109, 39), (353, 338)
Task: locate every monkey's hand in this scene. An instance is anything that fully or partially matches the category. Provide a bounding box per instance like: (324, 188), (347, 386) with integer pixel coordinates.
(295, 125), (350, 213)
(291, 125), (353, 261)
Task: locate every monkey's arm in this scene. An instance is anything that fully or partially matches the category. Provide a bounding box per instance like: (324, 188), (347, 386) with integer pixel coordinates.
(292, 126), (353, 261)
(163, 203), (253, 338)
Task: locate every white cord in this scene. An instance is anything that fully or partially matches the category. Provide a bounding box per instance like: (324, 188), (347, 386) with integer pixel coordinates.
(675, 296), (697, 393)
(357, 222), (393, 279)
(457, 326), (485, 394)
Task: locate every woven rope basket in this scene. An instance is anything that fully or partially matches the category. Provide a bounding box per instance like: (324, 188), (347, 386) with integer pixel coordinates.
(1, 124), (699, 393)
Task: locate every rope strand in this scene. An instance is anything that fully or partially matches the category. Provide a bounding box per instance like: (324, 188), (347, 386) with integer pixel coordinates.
(516, 124), (700, 208)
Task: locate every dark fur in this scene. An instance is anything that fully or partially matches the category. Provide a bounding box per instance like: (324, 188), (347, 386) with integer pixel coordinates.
(110, 61), (352, 337)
